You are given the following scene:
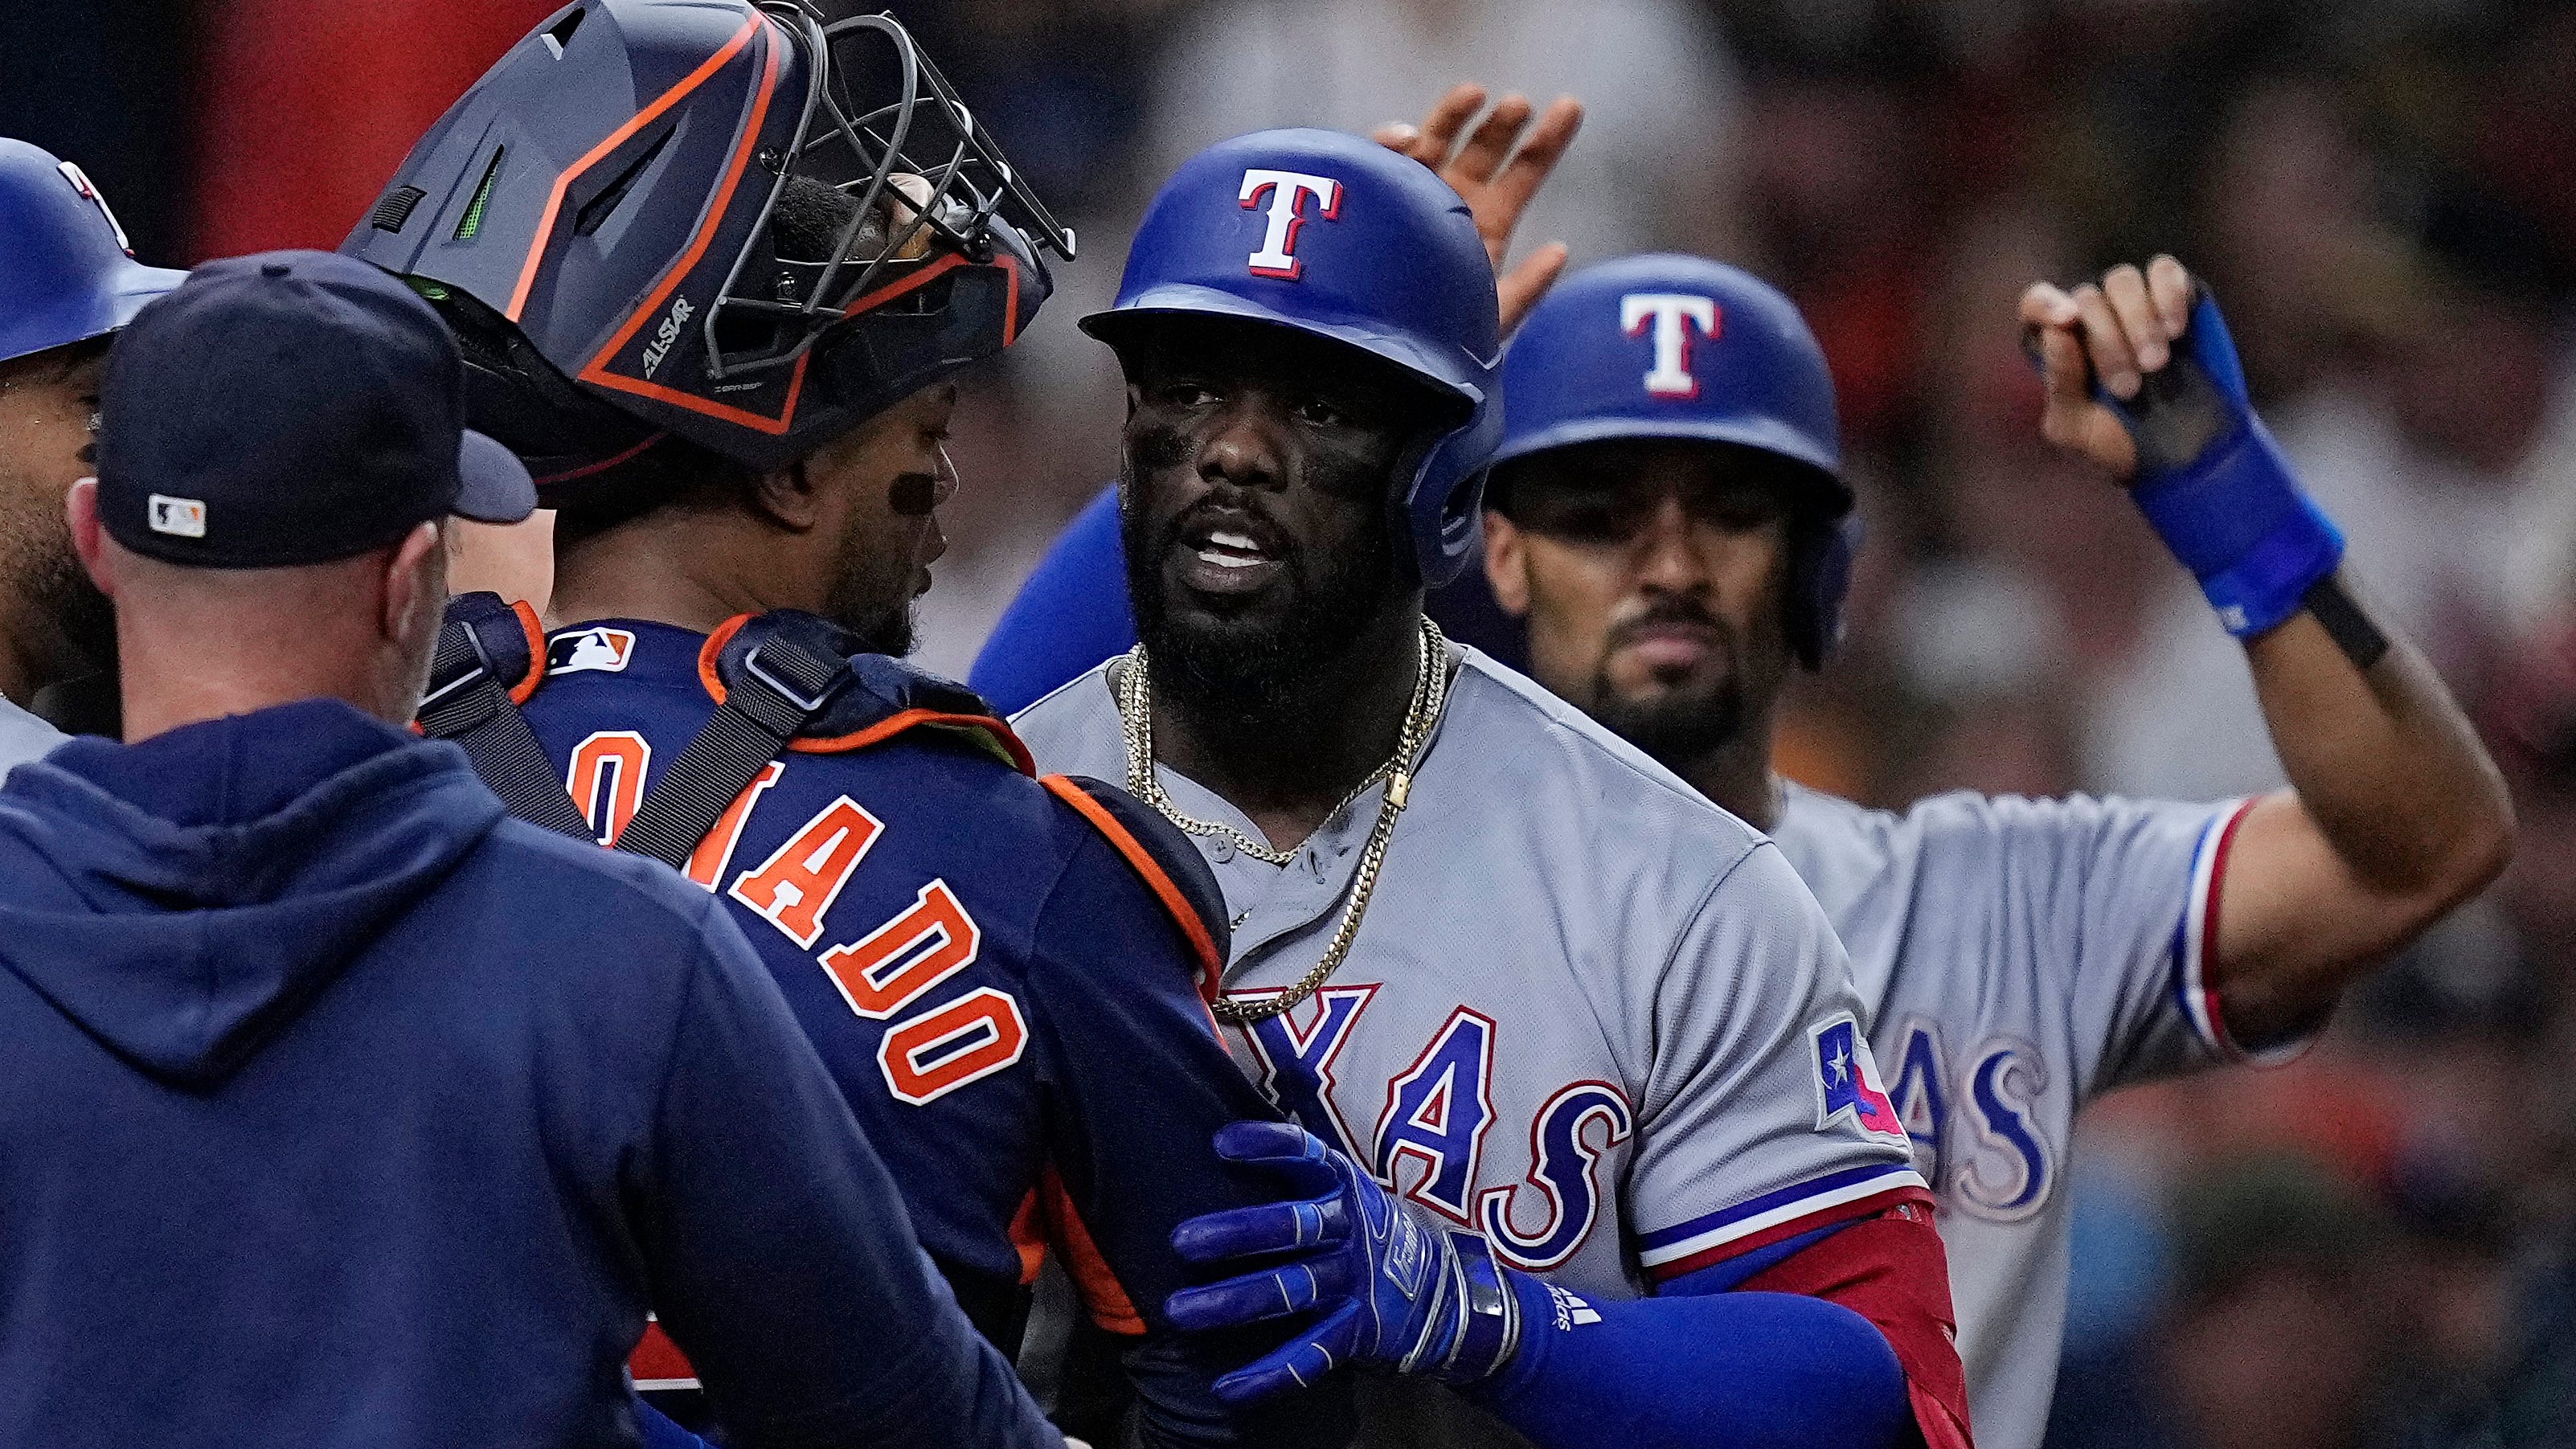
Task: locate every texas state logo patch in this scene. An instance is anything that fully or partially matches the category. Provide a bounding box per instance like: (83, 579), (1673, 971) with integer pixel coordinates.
(1812, 1013), (1907, 1141)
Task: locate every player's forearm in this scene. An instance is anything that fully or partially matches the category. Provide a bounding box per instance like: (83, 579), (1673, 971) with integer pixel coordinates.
(2217, 571), (2513, 1038)
(1465, 1277), (1910, 1449)
(2244, 571), (2512, 898)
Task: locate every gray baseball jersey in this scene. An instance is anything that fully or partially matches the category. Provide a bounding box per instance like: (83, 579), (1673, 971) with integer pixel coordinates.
(1015, 647), (1929, 1447)
(1770, 780), (2283, 1449)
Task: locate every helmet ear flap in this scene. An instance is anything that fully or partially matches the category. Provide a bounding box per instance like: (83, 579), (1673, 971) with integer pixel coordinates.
(1786, 513), (1860, 670)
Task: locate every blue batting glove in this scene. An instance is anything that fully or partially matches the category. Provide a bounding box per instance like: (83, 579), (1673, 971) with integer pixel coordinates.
(1165, 1120), (1521, 1402)
(2038, 285), (2345, 638)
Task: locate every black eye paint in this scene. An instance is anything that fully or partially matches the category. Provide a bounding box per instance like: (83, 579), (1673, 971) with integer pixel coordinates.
(889, 473), (940, 516)
(1131, 420), (1192, 474)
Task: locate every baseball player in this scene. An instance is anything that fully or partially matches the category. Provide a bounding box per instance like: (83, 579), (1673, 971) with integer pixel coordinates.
(345, 5), (1358, 1443)
(0, 138), (182, 772)
(984, 247), (2517, 1447)
(1009, 129), (1971, 1449)
(1458, 253), (2513, 1449)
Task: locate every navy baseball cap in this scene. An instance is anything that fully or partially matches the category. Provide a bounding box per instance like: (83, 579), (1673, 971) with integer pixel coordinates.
(96, 248), (534, 568)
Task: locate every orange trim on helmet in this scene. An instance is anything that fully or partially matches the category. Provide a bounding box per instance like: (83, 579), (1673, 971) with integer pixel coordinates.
(531, 428), (667, 488)
(575, 16), (784, 406)
(506, 600), (549, 705)
(504, 11), (766, 323)
(997, 248), (1022, 346)
(584, 248), (999, 437)
(1039, 774), (1227, 1006)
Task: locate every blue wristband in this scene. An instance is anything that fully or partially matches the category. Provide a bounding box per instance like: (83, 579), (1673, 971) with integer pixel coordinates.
(1436, 1230), (1521, 1384)
(2131, 415), (2345, 637)
(2073, 289), (2346, 639)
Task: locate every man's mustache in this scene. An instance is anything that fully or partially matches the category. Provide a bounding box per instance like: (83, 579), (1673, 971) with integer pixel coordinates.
(1605, 597), (1727, 652)
(1161, 497), (1300, 567)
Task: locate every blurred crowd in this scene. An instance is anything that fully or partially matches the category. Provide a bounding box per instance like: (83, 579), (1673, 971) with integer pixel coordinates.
(8, 0), (2576, 1443)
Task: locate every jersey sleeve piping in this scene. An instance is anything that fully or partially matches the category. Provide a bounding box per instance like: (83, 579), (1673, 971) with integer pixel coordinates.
(1038, 1165), (1147, 1336)
(1635, 1165), (1931, 1280)
(1038, 774), (1225, 1005)
(2170, 797), (2312, 1067)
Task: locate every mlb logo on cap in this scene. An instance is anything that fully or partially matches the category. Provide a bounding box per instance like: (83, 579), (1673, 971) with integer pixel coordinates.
(145, 494), (207, 538)
(94, 249), (534, 569)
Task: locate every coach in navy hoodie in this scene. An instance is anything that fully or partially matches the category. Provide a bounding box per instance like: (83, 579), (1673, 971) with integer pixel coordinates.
(0, 252), (1059, 1449)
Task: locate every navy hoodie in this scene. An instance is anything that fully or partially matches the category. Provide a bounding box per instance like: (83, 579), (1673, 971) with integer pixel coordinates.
(0, 699), (1056, 1449)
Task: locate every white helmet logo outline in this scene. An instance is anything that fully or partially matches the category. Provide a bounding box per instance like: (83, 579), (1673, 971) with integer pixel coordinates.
(1239, 169), (1341, 280)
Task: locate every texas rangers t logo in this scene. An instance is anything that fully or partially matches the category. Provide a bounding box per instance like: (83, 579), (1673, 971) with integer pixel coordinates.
(1239, 169), (1341, 280)
(1620, 293), (1719, 399)
(55, 161), (135, 256)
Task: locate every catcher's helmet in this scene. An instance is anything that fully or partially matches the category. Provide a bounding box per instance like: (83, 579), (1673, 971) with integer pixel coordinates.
(0, 139), (186, 366)
(342, 0), (1072, 485)
(1493, 254), (1857, 669)
(1083, 129), (1502, 587)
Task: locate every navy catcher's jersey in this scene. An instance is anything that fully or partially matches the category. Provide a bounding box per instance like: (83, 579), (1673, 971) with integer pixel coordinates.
(514, 617), (1305, 1444)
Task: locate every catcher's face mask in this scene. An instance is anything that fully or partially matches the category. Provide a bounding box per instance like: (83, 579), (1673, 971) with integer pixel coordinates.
(345, 1), (1073, 480)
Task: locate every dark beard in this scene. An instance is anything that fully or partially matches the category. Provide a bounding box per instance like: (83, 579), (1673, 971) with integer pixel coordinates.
(35, 555), (115, 676)
(826, 584), (915, 658)
(1120, 468), (1402, 734)
(1588, 666), (1746, 773)
(2, 504), (114, 679)
(1583, 596), (1755, 773)
(821, 513), (917, 658)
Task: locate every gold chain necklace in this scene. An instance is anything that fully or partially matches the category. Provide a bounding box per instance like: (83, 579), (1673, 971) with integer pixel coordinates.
(1117, 616), (1448, 1025)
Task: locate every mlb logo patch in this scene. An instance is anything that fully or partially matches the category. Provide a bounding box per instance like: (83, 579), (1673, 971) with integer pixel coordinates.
(549, 627), (637, 676)
(146, 494), (207, 538)
(1812, 1013), (1906, 1141)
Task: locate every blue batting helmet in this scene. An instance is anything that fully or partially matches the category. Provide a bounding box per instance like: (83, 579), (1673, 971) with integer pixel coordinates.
(0, 139), (186, 366)
(1493, 254), (1857, 668)
(1083, 128), (1502, 587)
(343, 0), (1072, 485)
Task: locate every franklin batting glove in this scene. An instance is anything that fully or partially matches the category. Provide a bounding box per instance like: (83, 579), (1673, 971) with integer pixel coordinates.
(1164, 1121), (1520, 1402)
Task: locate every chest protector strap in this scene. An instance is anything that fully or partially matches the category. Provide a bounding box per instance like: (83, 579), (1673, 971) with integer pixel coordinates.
(420, 595), (1025, 870)
(610, 612), (857, 866)
(420, 595), (594, 842)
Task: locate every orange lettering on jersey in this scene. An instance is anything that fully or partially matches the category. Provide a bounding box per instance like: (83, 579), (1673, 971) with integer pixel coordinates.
(727, 796), (883, 949)
(879, 987), (1027, 1105)
(683, 760), (784, 890)
(817, 878), (981, 1019)
(567, 731), (651, 846)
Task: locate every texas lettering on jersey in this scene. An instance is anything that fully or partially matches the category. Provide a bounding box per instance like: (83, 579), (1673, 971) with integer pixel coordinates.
(1014, 652), (1931, 1313)
(1769, 781), (2269, 1449)
(1236, 987), (1636, 1273)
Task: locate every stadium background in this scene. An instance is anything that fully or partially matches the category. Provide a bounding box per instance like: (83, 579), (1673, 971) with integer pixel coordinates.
(9, 0), (2576, 1443)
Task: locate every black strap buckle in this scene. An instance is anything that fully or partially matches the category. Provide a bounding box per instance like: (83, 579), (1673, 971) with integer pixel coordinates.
(743, 641), (838, 714)
(419, 623), (498, 717)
